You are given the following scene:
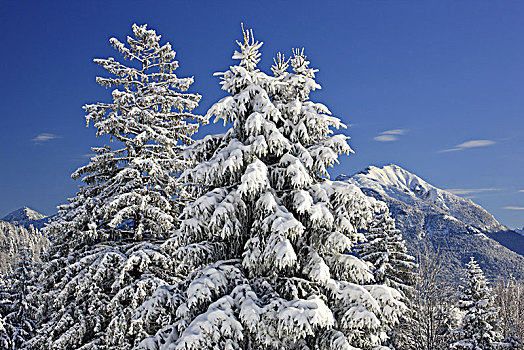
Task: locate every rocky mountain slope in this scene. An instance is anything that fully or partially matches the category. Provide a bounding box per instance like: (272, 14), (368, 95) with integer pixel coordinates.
(338, 164), (524, 284)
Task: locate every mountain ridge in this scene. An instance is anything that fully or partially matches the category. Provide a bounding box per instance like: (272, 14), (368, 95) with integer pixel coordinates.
(342, 164), (506, 233)
(338, 164), (524, 283)
(1, 206), (50, 230)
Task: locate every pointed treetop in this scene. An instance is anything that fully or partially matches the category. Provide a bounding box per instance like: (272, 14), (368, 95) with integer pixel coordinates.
(232, 23), (263, 71)
(290, 48), (318, 78)
(271, 52), (290, 77)
(466, 256), (485, 278)
(130, 23), (162, 49)
(467, 256), (479, 266)
(106, 23), (179, 75)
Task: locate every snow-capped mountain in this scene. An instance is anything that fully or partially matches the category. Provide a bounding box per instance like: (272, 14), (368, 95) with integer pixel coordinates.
(1, 206), (50, 230)
(338, 164), (524, 283)
(341, 164), (506, 233)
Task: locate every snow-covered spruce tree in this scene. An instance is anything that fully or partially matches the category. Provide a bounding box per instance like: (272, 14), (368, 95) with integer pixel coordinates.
(133, 27), (406, 350)
(28, 240), (179, 349)
(0, 249), (38, 349)
(45, 23), (203, 251)
(356, 199), (416, 296)
(356, 199), (416, 349)
(28, 24), (204, 350)
(451, 257), (504, 350)
(0, 221), (50, 275)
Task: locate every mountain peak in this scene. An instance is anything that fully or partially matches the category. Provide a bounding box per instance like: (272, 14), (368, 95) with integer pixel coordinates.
(2, 207), (46, 222)
(338, 164), (524, 283)
(2, 207), (48, 229)
(357, 164), (433, 192)
(340, 164), (506, 234)
(350, 164), (441, 206)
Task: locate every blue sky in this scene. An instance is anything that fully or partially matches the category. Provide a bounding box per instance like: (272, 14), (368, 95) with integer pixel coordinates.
(0, 0), (523, 228)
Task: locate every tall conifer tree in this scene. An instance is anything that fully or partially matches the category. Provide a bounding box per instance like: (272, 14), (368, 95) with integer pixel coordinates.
(357, 199), (416, 295)
(451, 257), (504, 350)
(357, 199), (416, 349)
(29, 24), (204, 349)
(46, 23), (203, 250)
(134, 26), (406, 350)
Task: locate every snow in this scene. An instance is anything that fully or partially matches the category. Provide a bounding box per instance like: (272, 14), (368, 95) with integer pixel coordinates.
(131, 27), (409, 349)
(27, 23), (206, 350)
(443, 214), (460, 222)
(351, 164), (443, 205)
(2, 207), (47, 223)
(1, 207), (49, 230)
(342, 164), (507, 233)
(237, 160), (269, 197)
(451, 257), (505, 349)
(173, 295), (244, 350)
(306, 256), (331, 283)
(277, 297), (335, 338)
(0, 221), (49, 274)
(25, 24), (414, 350)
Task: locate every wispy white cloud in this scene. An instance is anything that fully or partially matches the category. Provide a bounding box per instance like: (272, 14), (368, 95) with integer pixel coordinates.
(32, 133), (59, 143)
(503, 206), (524, 210)
(439, 148), (462, 153)
(374, 129), (408, 142)
(456, 140), (496, 148)
(374, 134), (398, 142)
(518, 190), (524, 193)
(446, 188), (499, 196)
(382, 129), (407, 135)
(440, 139), (496, 152)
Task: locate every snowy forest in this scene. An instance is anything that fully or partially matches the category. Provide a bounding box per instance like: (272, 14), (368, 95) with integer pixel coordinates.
(0, 23), (523, 350)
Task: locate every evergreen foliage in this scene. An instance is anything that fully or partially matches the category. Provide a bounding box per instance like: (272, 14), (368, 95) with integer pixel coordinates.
(133, 26), (406, 350)
(45, 23), (204, 251)
(451, 257), (504, 350)
(29, 24), (203, 349)
(28, 241), (176, 349)
(357, 199), (416, 296)
(357, 199), (416, 349)
(0, 249), (38, 349)
(0, 221), (49, 274)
